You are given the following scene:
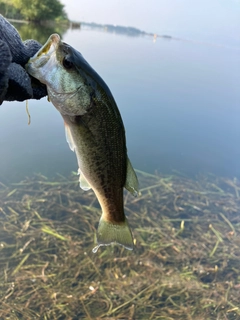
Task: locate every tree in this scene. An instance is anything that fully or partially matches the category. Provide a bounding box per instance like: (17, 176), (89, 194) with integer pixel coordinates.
(0, 0), (22, 19)
(11, 0), (67, 21)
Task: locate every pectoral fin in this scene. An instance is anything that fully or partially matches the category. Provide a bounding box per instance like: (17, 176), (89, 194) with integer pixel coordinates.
(64, 123), (91, 191)
(124, 157), (139, 196)
(64, 122), (75, 152)
(77, 169), (91, 191)
(79, 171), (91, 191)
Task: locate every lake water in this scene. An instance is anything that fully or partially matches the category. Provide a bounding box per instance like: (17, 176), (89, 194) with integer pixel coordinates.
(0, 21), (240, 319)
(0, 22), (239, 183)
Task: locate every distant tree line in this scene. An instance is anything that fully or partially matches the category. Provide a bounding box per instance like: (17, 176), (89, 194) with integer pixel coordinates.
(0, 0), (68, 22)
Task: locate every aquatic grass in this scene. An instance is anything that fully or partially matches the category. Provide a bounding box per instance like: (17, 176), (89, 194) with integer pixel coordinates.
(0, 171), (239, 318)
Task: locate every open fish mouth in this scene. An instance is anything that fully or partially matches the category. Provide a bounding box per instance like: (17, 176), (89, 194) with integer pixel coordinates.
(36, 33), (60, 58)
(27, 34), (61, 67)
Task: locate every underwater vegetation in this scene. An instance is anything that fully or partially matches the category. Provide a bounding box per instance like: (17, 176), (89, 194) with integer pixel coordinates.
(0, 170), (240, 319)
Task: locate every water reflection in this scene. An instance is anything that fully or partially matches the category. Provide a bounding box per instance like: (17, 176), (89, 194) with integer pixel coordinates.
(13, 21), (69, 43)
(13, 20), (152, 42)
(80, 22), (176, 41)
(81, 22), (146, 37)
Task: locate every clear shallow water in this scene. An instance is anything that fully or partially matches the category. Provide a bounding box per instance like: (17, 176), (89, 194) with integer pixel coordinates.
(0, 23), (239, 183)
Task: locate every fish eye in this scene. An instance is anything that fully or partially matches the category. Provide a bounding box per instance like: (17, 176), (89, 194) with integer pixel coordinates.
(63, 57), (73, 69)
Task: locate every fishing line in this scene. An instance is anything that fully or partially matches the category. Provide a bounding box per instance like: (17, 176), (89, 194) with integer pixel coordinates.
(25, 100), (31, 125)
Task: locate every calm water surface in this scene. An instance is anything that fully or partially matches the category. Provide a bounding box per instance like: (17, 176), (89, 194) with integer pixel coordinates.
(0, 23), (239, 183)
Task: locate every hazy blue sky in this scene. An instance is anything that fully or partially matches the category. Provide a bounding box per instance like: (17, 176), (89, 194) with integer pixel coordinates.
(61, 0), (240, 43)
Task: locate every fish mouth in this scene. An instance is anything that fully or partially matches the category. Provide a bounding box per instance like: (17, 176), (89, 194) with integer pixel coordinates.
(28, 34), (61, 67)
(37, 34), (60, 56)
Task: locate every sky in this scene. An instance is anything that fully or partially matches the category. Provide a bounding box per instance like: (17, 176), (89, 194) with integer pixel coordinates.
(61, 0), (240, 43)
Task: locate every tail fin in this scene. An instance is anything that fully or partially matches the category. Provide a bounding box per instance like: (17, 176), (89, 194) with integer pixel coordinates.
(92, 216), (133, 253)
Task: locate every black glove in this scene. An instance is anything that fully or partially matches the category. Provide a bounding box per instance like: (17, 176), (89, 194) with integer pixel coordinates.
(0, 15), (47, 105)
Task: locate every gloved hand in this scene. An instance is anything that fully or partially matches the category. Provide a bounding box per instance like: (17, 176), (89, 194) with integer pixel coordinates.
(0, 15), (47, 105)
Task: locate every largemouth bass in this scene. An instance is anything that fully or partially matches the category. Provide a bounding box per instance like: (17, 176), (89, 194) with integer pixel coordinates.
(25, 34), (139, 253)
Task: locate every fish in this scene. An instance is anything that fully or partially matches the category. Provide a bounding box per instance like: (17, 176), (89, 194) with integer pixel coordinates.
(25, 34), (139, 253)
